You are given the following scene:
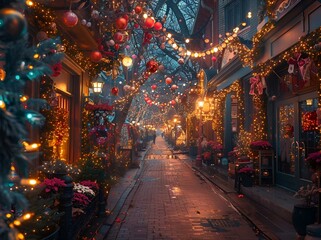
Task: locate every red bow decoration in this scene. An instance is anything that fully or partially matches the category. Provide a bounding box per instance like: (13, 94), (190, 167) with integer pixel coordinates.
(50, 62), (62, 77)
(249, 76), (264, 95)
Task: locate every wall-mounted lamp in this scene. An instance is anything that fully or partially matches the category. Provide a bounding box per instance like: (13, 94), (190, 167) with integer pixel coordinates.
(92, 77), (105, 93)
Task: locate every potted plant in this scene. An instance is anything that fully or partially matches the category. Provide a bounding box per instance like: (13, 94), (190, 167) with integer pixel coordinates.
(250, 140), (273, 151)
(292, 185), (319, 238)
(237, 167), (255, 187)
(17, 178), (66, 239)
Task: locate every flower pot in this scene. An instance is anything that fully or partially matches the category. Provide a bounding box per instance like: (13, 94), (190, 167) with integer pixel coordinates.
(239, 173), (253, 187)
(41, 226), (60, 240)
(292, 204), (316, 237)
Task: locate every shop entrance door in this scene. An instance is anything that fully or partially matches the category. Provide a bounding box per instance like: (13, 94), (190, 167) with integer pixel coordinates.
(276, 92), (319, 189)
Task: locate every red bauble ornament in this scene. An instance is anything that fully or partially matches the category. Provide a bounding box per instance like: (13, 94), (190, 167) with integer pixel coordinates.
(154, 22), (162, 31)
(146, 59), (158, 73)
(135, 6), (142, 14)
(211, 56), (217, 62)
(113, 32), (123, 42)
(122, 14), (129, 21)
(145, 32), (153, 41)
(114, 44), (120, 50)
(171, 100), (176, 105)
(144, 17), (155, 29)
(171, 84), (178, 90)
(111, 87), (119, 95)
(151, 84), (157, 90)
(134, 23), (139, 28)
(165, 77), (172, 85)
(115, 17), (128, 30)
(90, 51), (102, 62)
(62, 11), (78, 27)
(144, 97), (149, 102)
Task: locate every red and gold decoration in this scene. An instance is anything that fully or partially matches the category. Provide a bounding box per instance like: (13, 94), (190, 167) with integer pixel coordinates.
(62, 11), (78, 27)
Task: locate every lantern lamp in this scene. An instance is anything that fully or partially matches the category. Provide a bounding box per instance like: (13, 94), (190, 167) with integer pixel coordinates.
(92, 77), (104, 93)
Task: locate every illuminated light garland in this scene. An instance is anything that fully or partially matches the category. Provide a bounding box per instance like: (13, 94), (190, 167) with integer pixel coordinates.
(28, 2), (113, 77)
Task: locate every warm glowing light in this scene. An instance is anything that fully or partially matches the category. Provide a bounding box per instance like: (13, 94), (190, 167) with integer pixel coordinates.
(13, 220), (21, 226)
(214, 47), (218, 52)
(167, 33), (172, 38)
(143, 13), (148, 19)
(33, 54), (39, 59)
(198, 100), (204, 108)
(247, 12), (252, 18)
(122, 56), (133, 67)
(185, 38), (190, 43)
(92, 77), (104, 93)
(186, 51), (191, 56)
(26, 0), (33, 6)
(0, 100), (5, 109)
(20, 95), (28, 102)
(23, 213), (32, 220)
(306, 99), (313, 106)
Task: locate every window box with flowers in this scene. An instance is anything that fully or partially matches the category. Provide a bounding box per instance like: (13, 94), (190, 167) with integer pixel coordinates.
(237, 167), (255, 187)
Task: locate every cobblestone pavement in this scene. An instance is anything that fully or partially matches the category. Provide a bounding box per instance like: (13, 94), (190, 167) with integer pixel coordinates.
(106, 137), (259, 240)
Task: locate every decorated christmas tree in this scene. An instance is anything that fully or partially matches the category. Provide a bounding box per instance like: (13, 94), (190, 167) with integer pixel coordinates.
(0, 1), (63, 239)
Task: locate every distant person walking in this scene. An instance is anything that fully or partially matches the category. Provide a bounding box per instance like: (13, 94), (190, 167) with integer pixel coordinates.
(153, 131), (156, 144)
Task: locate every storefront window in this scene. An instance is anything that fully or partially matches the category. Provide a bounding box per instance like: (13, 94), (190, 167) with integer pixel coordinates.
(299, 98), (320, 180)
(278, 104), (295, 175)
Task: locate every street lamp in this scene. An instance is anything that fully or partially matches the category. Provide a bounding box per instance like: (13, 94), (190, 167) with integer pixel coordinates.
(173, 118), (177, 148)
(196, 99), (204, 167)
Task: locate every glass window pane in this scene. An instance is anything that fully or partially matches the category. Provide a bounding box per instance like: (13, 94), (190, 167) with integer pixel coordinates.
(278, 104), (295, 175)
(299, 98), (320, 180)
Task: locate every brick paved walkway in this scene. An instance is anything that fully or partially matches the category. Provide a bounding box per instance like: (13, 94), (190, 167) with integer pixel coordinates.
(105, 137), (259, 240)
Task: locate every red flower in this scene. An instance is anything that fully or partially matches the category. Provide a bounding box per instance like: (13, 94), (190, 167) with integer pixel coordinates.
(50, 62), (62, 77)
(305, 151), (321, 171)
(250, 140), (272, 150)
(202, 151), (212, 160)
(40, 177), (66, 193)
(238, 167), (254, 174)
(80, 180), (99, 190)
(73, 192), (91, 207)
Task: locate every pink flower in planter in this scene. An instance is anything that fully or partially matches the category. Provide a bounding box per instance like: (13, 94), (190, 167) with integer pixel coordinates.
(238, 167), (254, 174)
(80, 180), (99, 190)
(305, 151), (321, 171)
(40, 177), (66, 193)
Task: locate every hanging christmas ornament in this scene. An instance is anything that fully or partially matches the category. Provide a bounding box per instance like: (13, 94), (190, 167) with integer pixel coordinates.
(135, 6), (143, 14)
(178, 58), (184, 65)
(144, 17), (155, 28)
(62, 11), (78, 27)
(211, 56), (217, 62)
(115, 17), (128, 30)
(146, 59), (158, 73)
(171, 100), (176, 105)
(114, 44), (120, 50)
(130, 86), (135, 91)
(86, 22), (92, 27)
(171, 84), (178, 90)
(123, 85), (131, 92)
(0, 8), (27, 42)
(134, 23), (139, 29)
(131, 54), (137, 59)
(91, 10), (99, 19)
(111, 87), (119, 95)
(90, 50), (102, 62)
(158, 65), (165, 71)
(151, 84), (157, 90)
(165, 77), (172, 85)
(36, 31), (48, 42)
(154, 22), (162, 31)
(81, 19), (87, 25)
(113, 32), (124, 43)
(107, 39), (115, 46)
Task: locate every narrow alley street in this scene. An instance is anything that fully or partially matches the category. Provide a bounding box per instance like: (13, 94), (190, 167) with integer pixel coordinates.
(105, 137), (259, 240)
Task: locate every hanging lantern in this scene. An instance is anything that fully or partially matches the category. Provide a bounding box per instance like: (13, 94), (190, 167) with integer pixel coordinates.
(115, 17), (128, 30)
(111, 87), (119, 95)
(62, 11), (78, 27)
(154, 22), (162, 31)
(151, 84), (157, 90)
(122, 56), (133, 67)
(90, 50), (102, 62)
(146, 59), (158, 73)
(144, 17), (155, 28)
(165, 77), (172, 85)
